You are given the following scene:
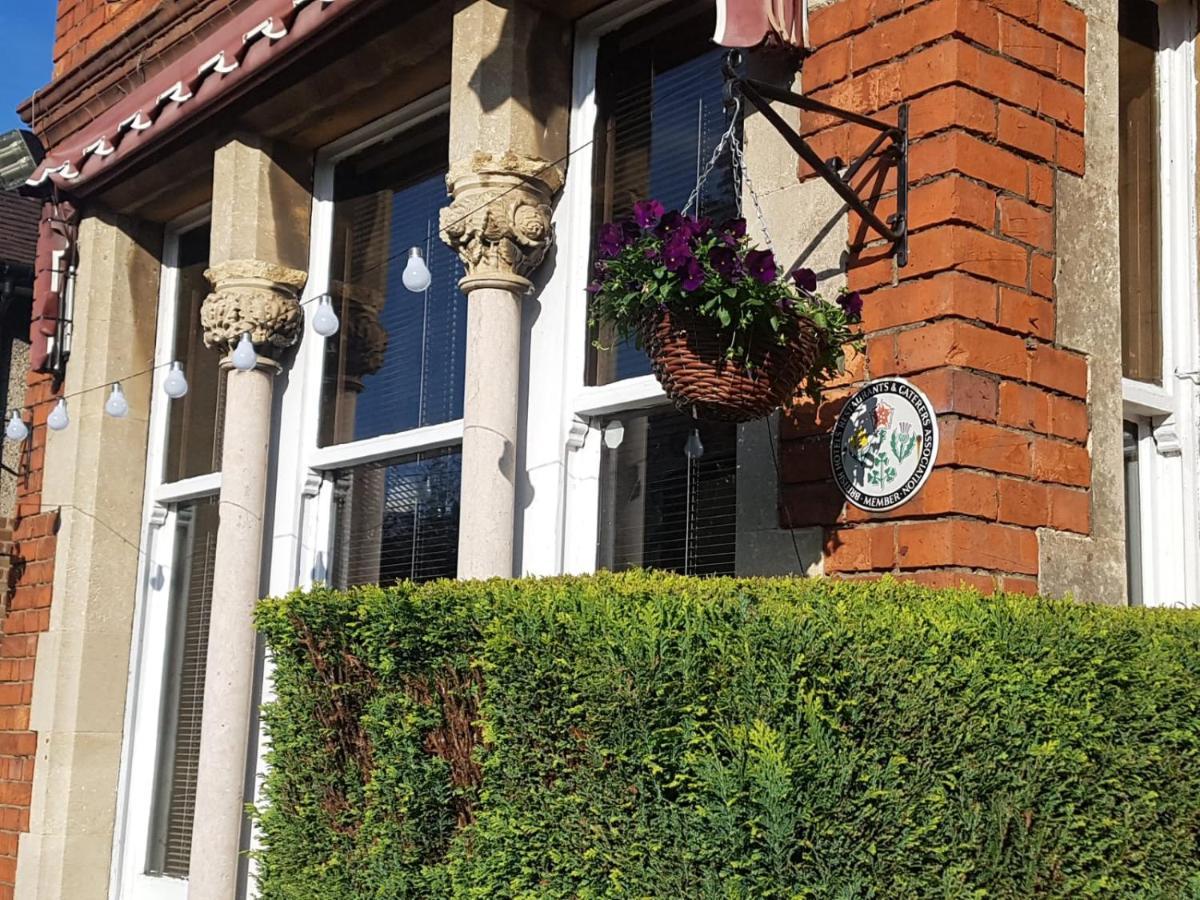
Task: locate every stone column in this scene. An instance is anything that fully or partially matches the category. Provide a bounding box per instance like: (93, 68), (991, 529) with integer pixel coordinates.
(443, 0), (570, 579)
(187, 135), (310, 900)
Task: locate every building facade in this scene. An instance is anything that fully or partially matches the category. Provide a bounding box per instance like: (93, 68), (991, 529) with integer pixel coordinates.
(0, 0), (1195, 895)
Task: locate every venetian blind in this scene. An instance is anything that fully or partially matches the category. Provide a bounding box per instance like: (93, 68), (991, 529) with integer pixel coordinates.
(146, 496), (219, 878)
(320, 114), (467, 446)
(164, 226), (226, 482)
(329, 447), (462, 587)
(588, 1), (739, 385)
(1118, 0), (1162, 384)
(598, 409), (738, 576)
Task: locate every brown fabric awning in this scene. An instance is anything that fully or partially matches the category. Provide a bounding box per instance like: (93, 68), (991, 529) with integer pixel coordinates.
(713, 0), (809, 49)
(26, 0), (364, 193)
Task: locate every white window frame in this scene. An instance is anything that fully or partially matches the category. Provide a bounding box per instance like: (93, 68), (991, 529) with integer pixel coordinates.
(111, 208), (221, 900)
(1122, 0), (1200, 607)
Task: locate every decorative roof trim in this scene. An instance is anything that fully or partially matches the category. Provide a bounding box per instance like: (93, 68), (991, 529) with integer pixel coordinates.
(26, 0), (361, 192)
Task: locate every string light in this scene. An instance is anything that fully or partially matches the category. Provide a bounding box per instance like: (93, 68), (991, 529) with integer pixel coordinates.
(163, 362), (189, 399)
(603, 420), (625, 449)
(104, 383), (129, 418)
(4, 412), (28, 443)
(231, 333), (258, 372)
(48, 399), (69, 432)
(311, 296), (340, 337)
(685, 429), (705, 460)
(402, 247), (432, 293)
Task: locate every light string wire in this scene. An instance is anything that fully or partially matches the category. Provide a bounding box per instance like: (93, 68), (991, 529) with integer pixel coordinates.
(8, 137), (599, 422)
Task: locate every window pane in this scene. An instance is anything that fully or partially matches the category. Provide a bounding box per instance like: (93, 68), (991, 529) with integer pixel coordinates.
(329, 447), (461, 586)
(598, 408), (737, 576)
(147, 496), (219, 878)
(1118, 0), (1162, 384)
(164, 226), (226, 482)
(587, 2), (739, 386)
(320, 114), (467, 446)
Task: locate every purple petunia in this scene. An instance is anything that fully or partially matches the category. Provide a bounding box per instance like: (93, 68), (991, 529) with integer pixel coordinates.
(719, 218), (748, 245)
(633, 199), (665, 229)
(681, 258), (706, 292)
(791, 267), (818, 293)
(621, 219), (641, 243)
(838, 290), (864, 318)
(662, 233), (694, 272)
(690, 216), (714, 240)
(597, 222), (625, 259)
(586, 281), (603, 294)
(656, 211), (693, 241)
(709, 245), (743, 281)
(745, 249), (778, 285)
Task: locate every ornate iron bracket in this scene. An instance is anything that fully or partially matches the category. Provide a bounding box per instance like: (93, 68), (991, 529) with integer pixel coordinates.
(723, 50), (910, 268)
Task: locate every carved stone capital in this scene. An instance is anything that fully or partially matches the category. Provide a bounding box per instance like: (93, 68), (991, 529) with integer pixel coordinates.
(201, 259), (308, 356)
(330, 279), (390, 387)
(440, 152), (564, 294)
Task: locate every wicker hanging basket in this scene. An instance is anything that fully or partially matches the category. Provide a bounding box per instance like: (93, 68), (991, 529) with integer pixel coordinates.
(641, 306), (823, 422)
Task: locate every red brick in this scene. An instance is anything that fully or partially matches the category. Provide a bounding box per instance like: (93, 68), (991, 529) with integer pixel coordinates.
(825, 525), (897, 573)
(906, 569), (999, 593)
(1031, 253), (1056, 298)
(1040, 81), (1085, 133)
(781, 390), (853, 439)
(998, 14), (1058, 76)
(937, 418), (1034, 477)
(1028, 164), (1055, 207)
(850, 0), (999, 73)
(1048, 485), (1091, 533)
(896, 519), (1038, 573)
(999, 197), (1054, 250)
(1033, 437), (1091, 486)
(1057, 128), (1086, 176)
(910, 131), (1028, 195)
(1030, 344), (1087, 397)
(852, 176), (996, 245)
(1059, 44), (1086, 89)
(843, 467), (999, 522)
(907, 86), (997, 139)
(1049, 394), (1089, 442)
(998, 477), (1049, 526)
(997, 105), (1056, 160)
(804, 38), (851, 90)
(861, 272), (997, 332)
(909, 367), (999, 421)
(1001, 576), (1040, 595)
(999, 381), (1051, 432)
(906, 227), (1028, 287)
(998, 288), (1055, 339)
(892, 320), (1029, 380)
(1038, 0), (1088, 50)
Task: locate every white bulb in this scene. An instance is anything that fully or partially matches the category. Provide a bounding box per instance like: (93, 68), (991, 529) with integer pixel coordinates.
(105, 383), (129, 418)
(4, 412), (28, 443)
(685, 429), (705, 460)
(603, 420), (625, 449)
(48, 399), (69, 432)
(163, 362), (189, 399)
(231, 333), (258, 372)
(311, 297), (340, 337)
(402, 247), (432, 293)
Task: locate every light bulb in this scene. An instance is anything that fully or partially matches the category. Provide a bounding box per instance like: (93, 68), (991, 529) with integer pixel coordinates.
(48, 399), (69, 432)
(163, 362), (189, 399)
(4, 412), (28, 443)
(105, 383), (129, 418)
(685, 429), (705, 460)
(231, 332), (258, 372)
(402, 247), (432, 293)
(311, 296), (340, 337)
(603, 420), (625, 449)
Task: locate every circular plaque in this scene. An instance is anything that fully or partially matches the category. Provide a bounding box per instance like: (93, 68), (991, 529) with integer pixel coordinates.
(830, 378), (939, 513)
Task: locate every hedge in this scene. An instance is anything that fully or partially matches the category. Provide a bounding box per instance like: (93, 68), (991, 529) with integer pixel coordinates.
(254, 573), (1200, 898)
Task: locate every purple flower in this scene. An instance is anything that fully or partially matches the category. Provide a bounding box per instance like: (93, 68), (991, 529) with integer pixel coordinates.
(633, 199), (665, 229)
(690, 216), (714, 240)
(709, 245), (743, 281)
(586, 281), (603, 294)
(644, 246), (660, 261)
(791, 267), (818, 293)
(719, 218), (748, 245)
(597, 222), (625, 259)
(681, 258), (706, 292)
(838, 290), (864, 318)
(745, 249), (778, 285)
(776, 297), (796, 313)
(621, 219), (641, 243)
(662, 233), (694, 272)
(656, 211), (693, 241)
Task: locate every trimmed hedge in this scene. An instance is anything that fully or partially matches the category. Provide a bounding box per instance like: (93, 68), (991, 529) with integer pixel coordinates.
(255, 573), (1200, 898)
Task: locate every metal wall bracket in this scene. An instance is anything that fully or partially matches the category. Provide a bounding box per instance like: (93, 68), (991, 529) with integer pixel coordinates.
(723, 51), (910, 267)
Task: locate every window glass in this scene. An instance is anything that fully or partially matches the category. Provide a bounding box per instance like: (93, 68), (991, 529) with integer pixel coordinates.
(320, 114), (467, 446)
(164, 226), (225, 482)
(1118, 0), (1162, 383)
(329, 447), (461, 586)
(598, 408), (737, 575)
(587, 2), (738, 385)
(147, 496), (219, 878)
(1123, 421), (1144, 606)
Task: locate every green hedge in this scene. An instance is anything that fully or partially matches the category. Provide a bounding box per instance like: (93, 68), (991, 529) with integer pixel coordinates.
(255, 573), (1200, 899)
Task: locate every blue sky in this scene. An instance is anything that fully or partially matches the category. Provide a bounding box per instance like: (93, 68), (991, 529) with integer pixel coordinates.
(0, 4), (56, 132)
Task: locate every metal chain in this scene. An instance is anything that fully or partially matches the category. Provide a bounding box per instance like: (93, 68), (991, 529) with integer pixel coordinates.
(732, 135), (774, 255)
(683, 97), (742, 216)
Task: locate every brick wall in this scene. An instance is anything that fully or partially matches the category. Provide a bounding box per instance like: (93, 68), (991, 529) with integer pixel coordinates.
(780, 0), (1089, 593)
(0, 373), (58, 898)
(53, 0), (160, 78)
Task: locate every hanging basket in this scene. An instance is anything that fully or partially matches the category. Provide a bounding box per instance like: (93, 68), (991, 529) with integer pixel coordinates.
(641, 306), (822, 422)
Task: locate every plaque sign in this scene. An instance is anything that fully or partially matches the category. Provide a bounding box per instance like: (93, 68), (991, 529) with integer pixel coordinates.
(830, 378), (939, 513)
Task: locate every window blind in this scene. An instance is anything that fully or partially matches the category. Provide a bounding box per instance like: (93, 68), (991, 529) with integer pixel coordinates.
(588, 1), (738, 386)
(320, 114), (467, 446)
(164, 226), (226, 483)
(598, 409), (738, 576)
(147, 496), (220, 878)
(329, 447), (462, 586)
(1118, 0), (1162, 384)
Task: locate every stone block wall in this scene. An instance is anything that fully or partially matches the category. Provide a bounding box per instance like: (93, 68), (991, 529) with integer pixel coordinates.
(779, 0), (1092, 594)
